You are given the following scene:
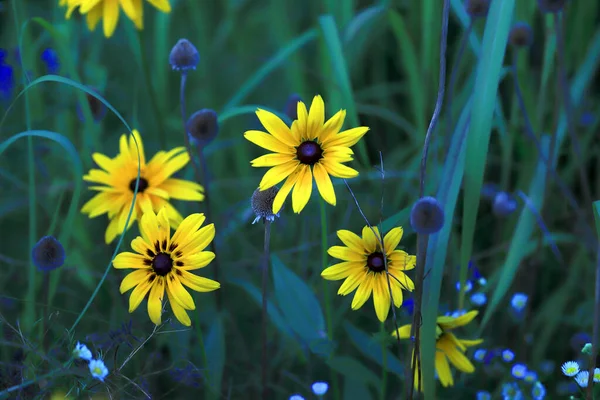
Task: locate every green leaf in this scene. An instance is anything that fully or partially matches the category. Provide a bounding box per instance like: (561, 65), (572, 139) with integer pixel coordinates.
(344, 323), (403, 375)
(205, 314), (226, 394)
(328, 356), (380, 392)
(343, 376), (373, 400)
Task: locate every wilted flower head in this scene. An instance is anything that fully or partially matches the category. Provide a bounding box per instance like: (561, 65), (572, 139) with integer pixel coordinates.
(41, 48), (60, 74)
(72, 341), (92, 361)
(493, 192), (517, 217)
(537, 0), (568, 13)
(512, 363), (527, 379)
(575, 370), (590, 387)
(532, 381), (546, 400)
(311, 381), (328, 396)
(465, 0), (490, 18)
(410, 196), (444, 234)
(510, 293), (528, 312)
(32, 235), (66, 272)
(284, 94), (303, 121)
(561, 361), (580, 377)
(509, 22), (534, 48)
(251, 186), (281, 224)
(89, 359), (109, 382)
(169, 38), (200, 71)
(186, 109), (219, 146)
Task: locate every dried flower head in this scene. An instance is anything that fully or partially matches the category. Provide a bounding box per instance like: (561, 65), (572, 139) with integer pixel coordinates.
(537, 0), (567, 13)
(509, 22), (534, 48)
(251, 186), (280, 224)
(465, 0), (490, 18)
(32, 235), (65, 272)
(410, 196), (445, 234)
(169, 38), (200, 72)
(186, 109), (219, 146)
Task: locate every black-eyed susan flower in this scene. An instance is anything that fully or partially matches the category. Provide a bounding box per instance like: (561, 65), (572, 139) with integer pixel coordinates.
(81, 129), (204, 244)
(393, 310), (484, 389)
(61, 0), (171, 38)
(113, 208), (219, 326)
(321, 225), (415, 322)
(244, 95), (369, 214)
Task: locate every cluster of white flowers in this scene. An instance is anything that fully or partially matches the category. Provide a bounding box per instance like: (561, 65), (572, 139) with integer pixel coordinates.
(73, 341), (109, 382)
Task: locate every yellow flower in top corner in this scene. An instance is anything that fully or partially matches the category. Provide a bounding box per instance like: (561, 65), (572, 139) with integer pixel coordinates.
(60, 0), (172, 38)
(244, 95), (369, 214)
(82, 129), (204, 244)
(113, 208), (220, 326)
(393, 310), (484, 390)
(321, 225), (415, 322)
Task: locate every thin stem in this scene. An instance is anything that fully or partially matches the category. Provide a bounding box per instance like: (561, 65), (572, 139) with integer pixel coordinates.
(380, 321), (388, 400)
(194, 317), (210, 391)
(554, 12), (593, 209)
(587, 247), (600, 398)
(42, 273), (50, 351)
(410, 0), (450, 397)
(261, 220), (272, 400)
(138, 30), (167, 149)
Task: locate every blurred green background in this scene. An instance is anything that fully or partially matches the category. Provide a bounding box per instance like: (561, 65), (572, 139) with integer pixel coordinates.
(1, 0), (600, 399)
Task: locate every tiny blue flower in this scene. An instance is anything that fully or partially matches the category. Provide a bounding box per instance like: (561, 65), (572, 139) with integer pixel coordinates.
(580, 111), (595, 126)
(575, 371), (590, 387)
(502, 349), (515, 362)
(476, 391), (491, 400)
(468, 260), (482, 279)
(72, 341), (92, 361)
(41, 48), (60, 74)
(451, 310), (466, 319)
(511, 363), (527, 379)
(493, 192), (518, 217)
(89, 359), (109, 381)
(524, 370), (537, 382)
(311, 381), (328, 396)
(0, 62), (14, 102)
(502, 382), (522, 399)
(470, 292), (487, 306)
(510, 293), (528, 312)
(531, 381), (546, 399)
(403, 297), (414, 316)
(456, 280), (473, 293)
(289, 395), (305, 400)
(478, 277), (487, 286)
(474, 349), (486, 362)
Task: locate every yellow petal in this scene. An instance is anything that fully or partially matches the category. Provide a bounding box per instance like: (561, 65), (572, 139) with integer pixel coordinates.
(171, 213), (206, 249)
(178, 269), (220, 292)
(383, 227), (404, 255)
(177, 252), (216, 270)
(390, 271), (414, 291)
(338, 269), (367, 295)
(256, 109), (297, 147)
(307, 95), (325, 140)
(373, 276), (391, 322)
(272, 166), (302, 214)
(323, 126), (369, 147)
(291, 165), (312, 213)
(105, 213), (121, 244)
(327, 246), (366, 262)
(437, 310), (479, 331)
(390, 279), (404, 307)
(128, 129), (146, 166)
(166, 275), (196, 310)
(113, 252), (148, 269)
(392, 324), (412, 339)
(119, 269), (150, 293)
(80, 0), (102, 13)
(128, 278), (152, 313)
(250, 153), (295, 167)
(319, 109), (346, 143)
(81, 192), (121, 217)
(389, 251), (416, 271)
(102, 0), (120, 38)
(147, 276), (165, 325)
(296, 101), (309, 140)
(92, 152), (117, 171)
(140, 209), (160, 249)
(440, 338), (475, 373)
(460, 339), (484, 347)
(321, 261), (364, 280)
(86, 4), (103, 31)
(176, 224), (215, 256)
(435, 351), (454, 387)
(157, 179), (203, 202)
(258, 160), (300, 191)
(361, 225), (381, 253)
(313, 162), (336, 206)
(244, 130), (294, 154)
(147, 0), (171, 12)
(119, 0), (137, 21)
(322, 159), (359, 179)
(336, 230), (365, 253)
(350, 273), (373, 310)
(156, 207), (171, 251)
(167, 289), (191, 326)
(152, 152), (190, 184)
(131, 236), (151, 255)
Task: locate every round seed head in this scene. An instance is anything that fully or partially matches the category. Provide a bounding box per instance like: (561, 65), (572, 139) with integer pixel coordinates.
(186, 109), (219, 146)
(284, 93), (303, 121)
(251, 187), (280, 224)
(465, 0), (490, 18)
(169, 38), (200, 72)
(32, 235), (65, 272)
(410, 196), (445, 234)
(492, 192), (517, 217)
(509, 22), (534, 48)
(537, 0), (568, 13)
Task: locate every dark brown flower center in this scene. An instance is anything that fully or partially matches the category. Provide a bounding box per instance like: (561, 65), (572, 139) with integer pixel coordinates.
(367, 252), (385, 273)
(129, 177), (149, 193)
(296, 141), (323, 165)
(152, 253), (173, 276)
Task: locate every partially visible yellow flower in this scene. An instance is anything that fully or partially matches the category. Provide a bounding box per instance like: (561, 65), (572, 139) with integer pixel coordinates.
(244, 95), (369, 214)
(321, 225), (415, 322)
(113, 208), (220, 326)
(393, 310), (483, 390)
(50, 391), (73, 400)
(81, 129), (204, 244)
(60, 0), (171, 38)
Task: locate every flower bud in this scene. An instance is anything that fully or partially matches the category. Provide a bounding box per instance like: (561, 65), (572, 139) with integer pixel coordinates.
(32, 235), (65, 272)
(509, 22), (534, 48)
(169, 39), (200, 72)
(251, 187), (280, 224)
(186, 109), (219, 146)
(410, 196), (445, 234)
(465, 0), (490, 19)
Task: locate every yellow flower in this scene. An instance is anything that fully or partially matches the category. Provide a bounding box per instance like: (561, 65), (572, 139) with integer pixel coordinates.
(321, 225), (415, 322)
(61, 0), (171, 38)
(393, 310), (484, 390)
(81, 129), (204, 244)
(113, 208), (220, 326)
(244, 95), (369, 214)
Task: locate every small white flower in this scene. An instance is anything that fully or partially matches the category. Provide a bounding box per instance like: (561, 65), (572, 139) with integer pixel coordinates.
(502, 349), (515, 362)
(511, 293), (528, 312)
(575, 371), (590, 387)
(311, 381), (329, 396)
(474, 349), (486, 362)
(289, 395), (304, 400)
(478, 277), (487, 286)
(524, 371), (538, 382)
(72, 341), (92, 361)
(561, 361), (580, 377)
(470, 292), (487, 306)
(89, 359), (109, 382)
(511, 363), (527, 379)
(594, 367), (600, 383)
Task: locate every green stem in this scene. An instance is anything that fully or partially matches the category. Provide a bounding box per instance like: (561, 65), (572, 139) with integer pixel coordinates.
(319, 198), (339, 400)
(138, 29), (166, 149)
(380, 321), (388, 400)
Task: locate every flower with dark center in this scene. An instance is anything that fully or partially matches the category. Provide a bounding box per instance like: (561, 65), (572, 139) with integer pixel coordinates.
(509, 22), (534, 48)
(245, 94), (369, 214)
(169, 38), (200, 72)
(394, 310), (483, 390)
(113, 208), (220, 326)
(186, 109), (219, 146)
(537, 0), (568, 13)
(284, 94), (303, 121)
(251, 186), (280, 224)
(465, 0), (490, 18)
(321, 225), (415, 322)
(32, 235), (65, 272)
(82, 130), (205, 244)
(410, 196), (445, 234)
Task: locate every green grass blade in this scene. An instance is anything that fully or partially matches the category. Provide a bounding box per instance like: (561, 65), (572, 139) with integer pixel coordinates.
(460, 0), (515, 309)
